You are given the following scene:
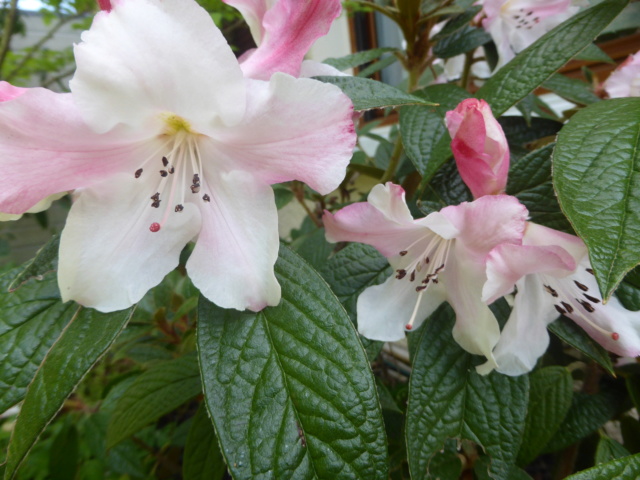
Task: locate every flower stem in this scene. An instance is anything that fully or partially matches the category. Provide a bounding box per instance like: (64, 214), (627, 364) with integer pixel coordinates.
(292, 182), (322, 228)
(0, 0), (19, 76)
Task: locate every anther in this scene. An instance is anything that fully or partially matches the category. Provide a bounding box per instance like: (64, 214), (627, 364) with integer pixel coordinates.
(151, 200), (161, 208)
(555, 304), (567, 315)
(193, 174), (200, 184)
(612, 332), (620, 341)
(162, 157), (169, 167)
(190, 185), (201, 193)
(399, 251), (408, 256)
(435, 264), (445, 274)
(416, 285), (427, 292)
(135, 168), (143, 178)
(175, 204), (184, 212)
(151, 193), (160, 201)
(149, 222), (161, 233)
(169, 167), (175, 174)
(160, 170), (168, 177)
(425, 257), (430, 264)
(395, 269), (407, 280)
(432, 278), (439, 284)
(410, 271), (416, 282)
(584, 294), (600, 304)
(561, 301), (574, 314)
(544, 285), (558, 297)
(574, 281), (589, 292)
(578, 299), (595, 313)
(586, 268), (594, 275)
(203, 194), (210, 202)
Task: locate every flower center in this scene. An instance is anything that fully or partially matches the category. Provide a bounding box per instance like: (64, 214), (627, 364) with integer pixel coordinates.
(133, 115), (211, 233)
(506, 7), (540, 30)
(393, 232), (453, 331)
(540, 267), (620, 342)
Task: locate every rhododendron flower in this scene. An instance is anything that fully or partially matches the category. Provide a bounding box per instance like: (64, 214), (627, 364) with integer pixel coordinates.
(481, 222), (640, 375)
(324, 182), (528, 369)
(445, 98), (509, 198)
(0, 192), (66, 222)
(482, 0), (579, 69)
(224, 0), (344, 80)
(603, 51), (640, 98)
(0, 0), (355, 313)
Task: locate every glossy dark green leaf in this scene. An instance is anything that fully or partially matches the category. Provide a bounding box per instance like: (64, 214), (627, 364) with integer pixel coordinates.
(506, 144), (573, 233)
(197, 246), (388, 480)
(565, 453), (640, 480)
(399, 84), (470, 183)
(183, 403), (226, 480)
(542, 391), (619, 453)
(406, 305), (529, 480)
(548, 316), (615, 375)
(9, 234), (59, 292)
(0, 269), (76, 414)
(314, 76), (436, 110)
(431, 6), (482, 40)
(475, 456), (533, 480)
(573, 43), (613, 63)
(553, 98), (640, 301)
(106, 354), (201, 448)
(48, 423), (78, 480)
(542, 74), (600, 106)
(433, 25), (491, 59)
(476, 0), (628, 116)
(3, 306), (133, 480)
(595, 434), (631, 465)
(290, 228), (334, 272)
(517, 367), (573, 466)
(323, 48), (398, 71)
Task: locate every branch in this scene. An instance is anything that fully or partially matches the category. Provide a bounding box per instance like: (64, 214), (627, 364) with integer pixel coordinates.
(40, 66), (74, 88)
(0, 0), (19, 75)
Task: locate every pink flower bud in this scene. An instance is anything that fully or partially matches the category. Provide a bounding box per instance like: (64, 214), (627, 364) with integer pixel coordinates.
(445, 98), (510, 199)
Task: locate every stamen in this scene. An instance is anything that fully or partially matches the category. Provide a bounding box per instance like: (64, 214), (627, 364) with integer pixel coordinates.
(410, 271), (416, 282)
(544, 285), (558, 297)
(399, 251), (408, 256)
(574, 281), (589, 292)
(586, 268), (594, 275)
(160, 170), (168, 177)
(416, 285), (427, 292)
(584, 294), (600, 304)
(555, 304), (567, 315)
(396, 269), (407, 280)
(135, 168), (143, 178)
(578, 299), (596, 313)
(169, 167), (175, 174)
(425, 257), (430, 264)
(151, 200), (161, 208)
(203, 194), (211, 202)
(561, 301), (574, 313)
(162, 157), (169, 167)
(151, 193), (160, 201)
(175, 204), (184, 212)
(405, 291), (426, 332)
(191, 185), (201, 194)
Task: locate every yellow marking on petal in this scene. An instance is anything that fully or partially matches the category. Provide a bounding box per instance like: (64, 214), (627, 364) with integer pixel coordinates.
(160, 113), (194, 135)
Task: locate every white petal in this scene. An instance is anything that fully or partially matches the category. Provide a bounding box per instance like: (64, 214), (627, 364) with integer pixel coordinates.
(71, 0), (246, 133)
(187, 170), (281, 312)
(59, 173), (201, 312)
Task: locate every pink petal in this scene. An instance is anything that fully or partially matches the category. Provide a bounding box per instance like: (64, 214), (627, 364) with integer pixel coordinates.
(58, 174), (202, 312)
(223, 0), (270, 44)
(446, 98), (510, 198)
(0, 87), (150, 214)
(97, 0), (112, 11)
(439, 195), (528, 261)
(187, 170), (281, 312)
(0, 81), (27, 101)
(523, 222), (587, 261)
(211, 74), (355, 195)
(604, 52), (640, 98)
(238, 0), (342, 80)
(71, 0), (246, 133)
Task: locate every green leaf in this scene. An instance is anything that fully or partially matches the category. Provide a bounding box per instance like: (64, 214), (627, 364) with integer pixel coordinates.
(476, 0), (628, 116)
(542, 391), (619, 453)
(475, 456), (533, 480)
(506, 144), (573, 233)
(48, 423), (79, 480)
(314, 76), (436, 110)
(517, 367), (573, 466)
(595, 434), (631, 465)
(319, 243), (391, 361)
(8, 234), (60, 292)
(197, 245), (388, 480)
(106, 354), (201, 448)
(542, 74), (600, 106)
(273, 185), (294, 210)
(323, 48), (398, 71)
(565, 453), (640, 480)
(573, 43), (613, 63)
(183, 403), (226, 480)
(290, 228), (334, 272)
(3, 307), (133, 480)
(406, 305), (529, 480)
(553, 97), (640, 301)
(399, 84), (470, 183)
(548, 316), (615, 375)
(431, 6), (482, 40)
(0, 269), (76, 414)
(433, 25), (491, 59)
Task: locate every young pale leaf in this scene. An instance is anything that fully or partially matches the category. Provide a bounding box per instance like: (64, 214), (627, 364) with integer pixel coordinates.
(183, 403), (226, 480)
(406, 305), (529, 480)
(565, 453), (640, 480)
(548, 316), (615, 375)
(197, 245), (388, 480)
(517, 367), (572, 466)
(323, 48), (398, 71)
(314, 76), (436, 110)
(3, 306), (133, 480)
(106, 354), (202, 448)
(399, 84), (470, 183)
(506, 144), (573, 233)
(476, 0), (628, 116)
(553, 98), (640, 301)
(596, 434), (631, 465)
(0, 269), (76, 414)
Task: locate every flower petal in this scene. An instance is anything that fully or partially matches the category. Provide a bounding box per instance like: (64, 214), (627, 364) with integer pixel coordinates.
(187, 170), (281, 312)
(58, 174), (201, 312)
(299, 59), (349, 77)
(71, 0), (245, 133)
(223, 0), (273, 44)
(212, 74), (354, 195)
(0, 81), (27, 101)
(0, 87), (149, 214)
(357, 274), (447, 341)
(238, 0), (342, 79)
